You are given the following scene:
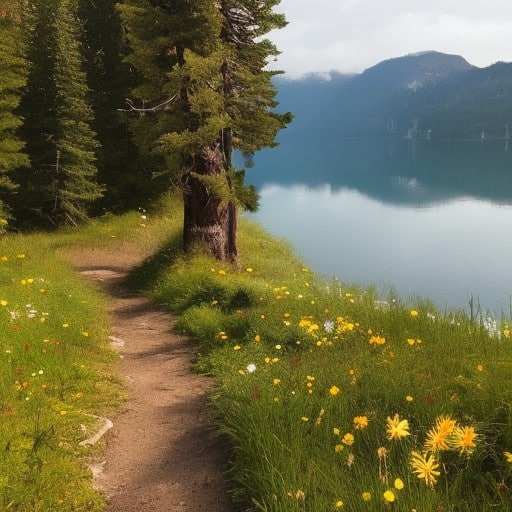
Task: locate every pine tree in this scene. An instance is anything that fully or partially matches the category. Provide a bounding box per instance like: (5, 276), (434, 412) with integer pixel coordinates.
(120, 0), (291, 260)
(14, 0), (102, 228)
(0, 4), (29, 228)
(77, 0), (141, 212)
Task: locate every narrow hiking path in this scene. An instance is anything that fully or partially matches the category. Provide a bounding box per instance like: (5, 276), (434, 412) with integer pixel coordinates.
(66, 249), (233, 512)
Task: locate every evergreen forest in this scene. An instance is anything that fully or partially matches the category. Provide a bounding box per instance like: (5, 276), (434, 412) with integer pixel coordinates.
(0, 0), (291, 260)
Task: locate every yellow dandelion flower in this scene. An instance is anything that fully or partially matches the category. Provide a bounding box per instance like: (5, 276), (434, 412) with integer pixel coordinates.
(369, 334), (386, 345)
(405, 395), (414, 402)
(410, 450), (441, 487)
(0, 299), (7, 306)
(333, 427), (340, 436)
(424, 415), (456, 452)
(386, 414), (410, 440)
(503, 328), (510, 338)
(383, 490), (395, 503)
(362, 492), (372, 502)
(301, 416), (309, 422)
(273, 378), (281, 385)
(217, 269), (226, 275)
(233, 345), (241, 351)
(342, 433), (355, 446)
(334, 500), (344, 508)
(451, 426), (477, 454)
(394, 478), (404, 490)
(254, 334), (261, 342)
(504, 451), (512, 463)
(410, 309), (419, 317)
(246, 267), (253, 273)
(334, 444), (344, 453)
(353, 415), (369, 429)
(329, 385), (340, 396)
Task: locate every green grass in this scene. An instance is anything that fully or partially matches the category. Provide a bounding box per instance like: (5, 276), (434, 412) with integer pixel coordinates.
(127, 195), (512, 511)
(0, 193), (182, 511)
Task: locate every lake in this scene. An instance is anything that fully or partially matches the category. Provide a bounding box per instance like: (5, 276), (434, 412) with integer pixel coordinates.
(244, 136), (512, 316)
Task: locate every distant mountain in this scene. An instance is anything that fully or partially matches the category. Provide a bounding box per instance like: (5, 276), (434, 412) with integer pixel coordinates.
(275, 51), (512, 139)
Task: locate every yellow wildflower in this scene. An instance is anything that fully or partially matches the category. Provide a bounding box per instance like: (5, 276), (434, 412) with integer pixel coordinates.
(329, 385), (340, 396)
(394, 478), (404, 490)
(424, 415), (456, 452)
(362, 492), (372, 502)
(383, 490), (395, 503)
(353, 415), (369, 429)
(451, 426), (477, 454)
(386, 414), (410, 440)
(504, 451), (512, 463)
(334, 500), (344, 508)
(342, 433), (354, 446)
(410, 450), (441, 487)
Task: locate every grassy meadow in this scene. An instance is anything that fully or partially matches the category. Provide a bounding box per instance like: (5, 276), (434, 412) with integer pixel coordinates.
(129, 194), (512, 511)
(1, 192), (512, 511)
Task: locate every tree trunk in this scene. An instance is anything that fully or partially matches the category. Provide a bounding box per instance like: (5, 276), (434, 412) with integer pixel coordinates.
(182, 145), (236, 261)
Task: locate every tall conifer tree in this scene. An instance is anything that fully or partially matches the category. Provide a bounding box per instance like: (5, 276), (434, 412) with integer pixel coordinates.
(15, 0), (102, 228)
(0, 3), (29, 227)
(120, 0), (291, 260)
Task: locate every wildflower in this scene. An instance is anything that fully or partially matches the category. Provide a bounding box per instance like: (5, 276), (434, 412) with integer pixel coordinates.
(334, 500), (344, 508)
(246, 267), (253, 273)
(342, 433), (354, 446)
(315, 409), (325, 426)
(369, 334), (386, 345)
(504, 328), (511, 338)
(410, 309), (419, 317)
(324, 320), (335, 333)
(386, 414), (410, 440)
(476, 364), (484, 372)
(301, 416), (309, 422)
(329, 385), (340, 396)
(275, 344), (282, 350)
(424, 415), (456, 452)
(394, 478), (404, 490)
(0, 299), (7, 306)
(383, 490), (395, 503)
(295, 489), (305, 500)
(246, 363), (256, 373)
(451, 426), (477, 454)
(254, 334), (261, 342)
(273, 378), (281, 385)
(362, 492), (372, 502)
(504, 451), (512, 463)
(347, 453), (355, 468)
(335, 444), (344, 453)
(353, 415), (369, 429)
(217, 269), (226, 275)
(410, 451), (441, 487)
(333, 427), (340, 436)
(405, 395), (414, 403)
(233, 345), (241, 351)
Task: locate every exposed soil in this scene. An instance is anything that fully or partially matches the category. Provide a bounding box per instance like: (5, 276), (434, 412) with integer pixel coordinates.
(66, 248), (233, 512)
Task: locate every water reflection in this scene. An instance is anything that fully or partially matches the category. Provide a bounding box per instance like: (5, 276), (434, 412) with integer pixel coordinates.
(247, 137), (512, 208)
(244, 138), (512, 313)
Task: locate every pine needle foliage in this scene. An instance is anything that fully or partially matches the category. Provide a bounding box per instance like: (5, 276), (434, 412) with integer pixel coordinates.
(14, 0), (103, 229)
(0, 4), (29, 227)
(119, 0), (291, 260)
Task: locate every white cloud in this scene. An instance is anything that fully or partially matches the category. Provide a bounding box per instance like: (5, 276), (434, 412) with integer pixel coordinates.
(268, 0), (512, 78)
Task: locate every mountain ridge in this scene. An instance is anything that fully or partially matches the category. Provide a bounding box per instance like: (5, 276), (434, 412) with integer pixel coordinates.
(276, 51), (512, 139)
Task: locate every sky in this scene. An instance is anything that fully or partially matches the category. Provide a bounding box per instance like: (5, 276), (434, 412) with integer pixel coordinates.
(268, 0), (512, 78)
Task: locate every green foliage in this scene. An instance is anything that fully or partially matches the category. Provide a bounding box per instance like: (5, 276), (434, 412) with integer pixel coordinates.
(14, 0), (102, 229)
(0, 10), (29, 225)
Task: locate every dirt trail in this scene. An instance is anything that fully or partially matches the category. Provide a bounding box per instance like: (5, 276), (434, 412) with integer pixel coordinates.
(68, 249), (233, 512)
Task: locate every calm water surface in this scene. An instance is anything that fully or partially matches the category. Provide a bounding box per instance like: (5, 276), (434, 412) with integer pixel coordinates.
(245, 137), (512, 315)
